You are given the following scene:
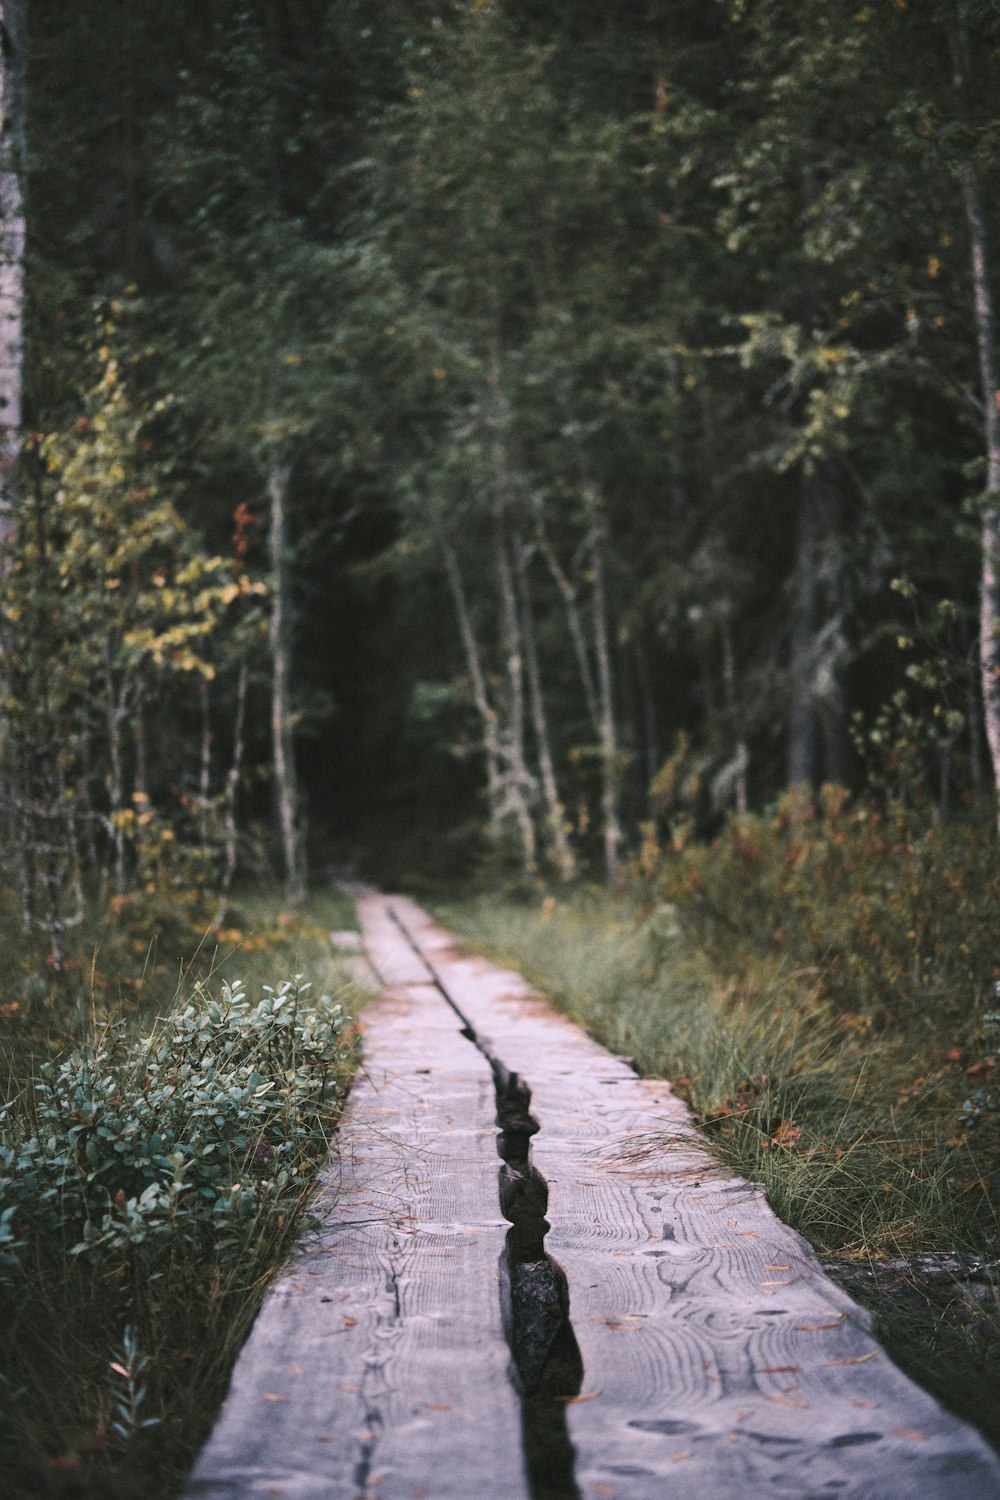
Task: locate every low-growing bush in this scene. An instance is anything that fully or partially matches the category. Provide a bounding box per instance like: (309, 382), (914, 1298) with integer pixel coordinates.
(444, 885), (1000, 1445)
(0, 967), (357, 1497)
(658, 784), (1000, 1026)
(1, 976), (349, 1274)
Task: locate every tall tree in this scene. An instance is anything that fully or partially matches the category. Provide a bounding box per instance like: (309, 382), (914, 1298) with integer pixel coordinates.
(0, 0), (25, 542)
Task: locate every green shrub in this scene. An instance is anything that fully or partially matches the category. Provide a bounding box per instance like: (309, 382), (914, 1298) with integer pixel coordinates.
(659, 784), (1000, 1025)
(1, 976), (350, 1278)
(0, 967), (356, 1497)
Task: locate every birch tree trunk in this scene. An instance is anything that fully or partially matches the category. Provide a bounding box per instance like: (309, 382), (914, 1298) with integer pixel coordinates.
(268, 445), (306, 903)
(486, 340), (537, 872)
(514, 532), (575, 879)
(493, 518), (537, 873)
(198, 675), (212, 851)
(105, 661), (128, 898)
(590, 518), (622, 882)
(948, 10), (1000, 827)
(440, 532), (504, 836)
(788, 473), (819, 786)
(214, 660), (248, 928)
(533, 500), (601, 733)
(721, 611), (749, 816)
(0, 0), (24, 549)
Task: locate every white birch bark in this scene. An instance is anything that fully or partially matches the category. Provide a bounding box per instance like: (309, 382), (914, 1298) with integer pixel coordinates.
(268, 445), (306, 903)
(788, 474), (819, 787)
(948, 10), (1000, 826)
(214, 660), (248, 928)
(0, 0), (24, 547)
(198, 676), (212, 851)
(514, 532), (574, 878)
(721, 610), (749, 816)
(493, 520), (537, 872)
(590, 518), (622, 882)
(486, 341), (538, 872)
(440, 531), (505, 835)
(533, 500), (601, 734)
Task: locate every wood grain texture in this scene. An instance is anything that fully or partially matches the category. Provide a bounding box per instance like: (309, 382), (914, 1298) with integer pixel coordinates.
(384, 894), (1000, 1500)
(183, 905), (529, 1500)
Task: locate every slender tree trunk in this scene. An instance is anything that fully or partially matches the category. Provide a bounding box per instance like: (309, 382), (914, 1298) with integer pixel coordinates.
(0, 0), (25, 550)
(948, 10), (1000, 826)
(533, 502), (601, 733)
(214, 660), (247, 927)
(788, 473), (819, 786)
(267, 445), (306, 902)
(590, 521), (622, 882)
(721, 612), (749, 815)
(106, 668), (127, 897)
(493, 520), (536, 872)
(133, 684), (148, 800)
(514, 533), (575, 879)
(440, 532), (504, 835)
(634, 634), (660, 813)
(60, 759), (85, 929)
(486, 340), (538, 872)
(198, 675), (212, 850)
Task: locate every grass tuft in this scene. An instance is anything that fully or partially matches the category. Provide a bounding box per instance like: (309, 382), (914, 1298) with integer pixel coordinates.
(443, 884), (1000, 1447)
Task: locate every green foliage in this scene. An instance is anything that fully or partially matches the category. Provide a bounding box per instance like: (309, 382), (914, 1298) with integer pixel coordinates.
(1, 330), (268, 944)
(0, 935), (359, 1497)
(444, 885), (1000, 1443)
(659, 785), (1000, 1024)
(1, 974), (350, 1279)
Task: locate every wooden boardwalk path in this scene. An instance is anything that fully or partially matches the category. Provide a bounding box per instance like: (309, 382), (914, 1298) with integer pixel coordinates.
(184, 889), (1000, 1500)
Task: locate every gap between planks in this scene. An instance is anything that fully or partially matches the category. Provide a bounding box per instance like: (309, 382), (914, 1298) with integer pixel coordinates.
(378, 892), (1000, 1500)
(184, 888), (1000, 1500)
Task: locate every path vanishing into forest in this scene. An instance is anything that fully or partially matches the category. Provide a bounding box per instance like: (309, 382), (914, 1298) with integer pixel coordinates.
(183, 889), (1000, 1500)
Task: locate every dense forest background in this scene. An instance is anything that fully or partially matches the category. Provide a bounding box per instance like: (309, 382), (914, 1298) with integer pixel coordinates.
(6, 0), (1000, 932)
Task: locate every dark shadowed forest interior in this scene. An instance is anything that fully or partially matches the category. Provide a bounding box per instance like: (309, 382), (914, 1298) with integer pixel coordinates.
(3, 3), (1000, 1496)
(6, 0), (1000, 908)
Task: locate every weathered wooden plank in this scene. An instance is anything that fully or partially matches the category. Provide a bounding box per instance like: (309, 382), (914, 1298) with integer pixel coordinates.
(183, 920), (529, 1500)
(381, 894), (1000, 1500)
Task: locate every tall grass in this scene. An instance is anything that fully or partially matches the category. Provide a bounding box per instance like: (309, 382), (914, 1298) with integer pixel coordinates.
(443, 882), (1000, 1445)
(0, 885), (360, 1499)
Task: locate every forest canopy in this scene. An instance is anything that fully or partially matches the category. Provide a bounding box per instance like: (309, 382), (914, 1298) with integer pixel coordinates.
(3, 0), (1000, 921)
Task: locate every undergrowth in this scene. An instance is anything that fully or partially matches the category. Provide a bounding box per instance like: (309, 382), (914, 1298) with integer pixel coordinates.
(442, 795), (1000, 1446)
(0, 884), (359, 1499)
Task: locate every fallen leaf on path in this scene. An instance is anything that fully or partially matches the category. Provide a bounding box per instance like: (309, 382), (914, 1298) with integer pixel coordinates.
(282, 1365), (304, 1376)
(756, 1366), (799, 1374)
(670, 1451), (692, 1461)
(891, 1428), (925, 1440)
(592, 1313), (643, 1330)
(765, 1393), (808, 1408)
(338, 1383), (359, 1393)
(343, 1316), (357, 1328)
(764, 1264), (791, 1271)
(563, 1390), (601, 1404)
(426, 1403), (451, 1411)
(798, 1320), (843, 1332)
(262, 1393), (289, 1403)
(827, 1351), (878, 1367)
